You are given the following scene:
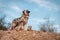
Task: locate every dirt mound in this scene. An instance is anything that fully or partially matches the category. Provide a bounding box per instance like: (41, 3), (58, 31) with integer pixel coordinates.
(0, 30), (60, 40)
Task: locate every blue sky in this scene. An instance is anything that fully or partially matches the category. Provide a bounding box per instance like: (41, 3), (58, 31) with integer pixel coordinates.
(0, 0), (60, 32)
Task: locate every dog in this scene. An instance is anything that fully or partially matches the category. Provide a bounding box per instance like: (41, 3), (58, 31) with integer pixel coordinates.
(11, 10), (30, 30)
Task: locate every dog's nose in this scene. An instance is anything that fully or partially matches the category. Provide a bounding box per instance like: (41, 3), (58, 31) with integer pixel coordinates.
(26, 10), (30, 13)
(23, 10), (30, 13)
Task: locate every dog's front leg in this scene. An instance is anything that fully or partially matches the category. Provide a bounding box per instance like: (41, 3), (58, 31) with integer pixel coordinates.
(19, 22), (24, 30)
(11, 22), (17, 30)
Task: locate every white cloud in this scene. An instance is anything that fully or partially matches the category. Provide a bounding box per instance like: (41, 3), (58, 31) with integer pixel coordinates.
(53, 24), (60, 28)
(11, 6), (22, 12)
(26, 0), (58, 11)
(53, 24), (60, 33)
(0, 4), (23, 22)
(36, 19), (46, 23)
(29, 18), (55, 24)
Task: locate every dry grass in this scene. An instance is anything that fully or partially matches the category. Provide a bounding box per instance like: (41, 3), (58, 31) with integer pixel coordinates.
(0, 30), (60, 40)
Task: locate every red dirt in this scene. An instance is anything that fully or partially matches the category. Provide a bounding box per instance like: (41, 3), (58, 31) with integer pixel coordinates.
(0, 30), (60, 40)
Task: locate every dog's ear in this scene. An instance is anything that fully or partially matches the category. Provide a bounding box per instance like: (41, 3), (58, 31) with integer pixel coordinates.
(27, 11), (30, 13)
(26, 10), (30, 13)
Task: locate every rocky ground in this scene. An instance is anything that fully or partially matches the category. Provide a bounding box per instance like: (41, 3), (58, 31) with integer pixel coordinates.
(0, 30), (60, 40)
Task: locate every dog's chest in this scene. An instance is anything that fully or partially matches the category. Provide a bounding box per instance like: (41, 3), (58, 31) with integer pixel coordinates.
(21, 16), (28, 23)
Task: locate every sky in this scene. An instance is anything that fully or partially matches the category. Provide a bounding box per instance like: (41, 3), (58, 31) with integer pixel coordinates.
(0, 0), (60, 32)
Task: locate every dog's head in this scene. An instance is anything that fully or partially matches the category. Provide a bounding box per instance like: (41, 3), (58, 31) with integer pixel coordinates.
(23, 10), (30, 16)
